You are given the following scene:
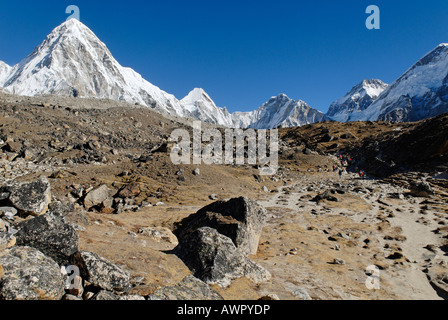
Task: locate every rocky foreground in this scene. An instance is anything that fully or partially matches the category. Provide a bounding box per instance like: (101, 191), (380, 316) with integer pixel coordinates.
(0, 93), (447, 300)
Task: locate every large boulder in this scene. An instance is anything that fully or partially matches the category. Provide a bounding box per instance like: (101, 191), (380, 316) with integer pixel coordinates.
(409, 180), (434, 197)
(174, 197), (267, 256)
(15, 213), (78, 265)
(173, 227), (271, 288)
(69, 251), (130, 292)
(115, 182), (141, 198)
(148, 275), (223, 300)
(83, 184), (112, 210)
(0, 246), (65, 300)
(6, 176), (52, 217)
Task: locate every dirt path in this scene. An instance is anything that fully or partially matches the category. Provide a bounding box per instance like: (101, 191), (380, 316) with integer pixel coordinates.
(252, 172), (447, 300)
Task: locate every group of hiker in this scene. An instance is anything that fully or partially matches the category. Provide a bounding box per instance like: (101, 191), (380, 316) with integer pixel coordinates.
(333, 153), (366, 179)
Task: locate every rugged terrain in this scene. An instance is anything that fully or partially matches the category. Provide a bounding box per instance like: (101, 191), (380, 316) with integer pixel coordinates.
(0, 92), (447, 300)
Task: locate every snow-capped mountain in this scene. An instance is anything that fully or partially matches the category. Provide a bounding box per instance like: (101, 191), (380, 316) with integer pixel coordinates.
(0, 19), (329, 129)
(231, 111), (255, 129)
(0, 61), (12, 86)
(180, 88), (234, 127)
(351, 44), (448, 122)
(2, 19), (185, 117)
(248, 94), (326, 129)
(326, 79), (388, 122)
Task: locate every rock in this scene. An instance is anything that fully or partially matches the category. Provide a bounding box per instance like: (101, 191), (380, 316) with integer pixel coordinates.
(332, 258), (346, 265)
(0, 209), (15, 222)
(173, 227), (271, 288)
(387, 252), (404, 260)
(15, 213), (79, 265)
(83, 184), (111, 210)
(209, 194), (218, 200)
(7, 176), (52, 217)
(138, 227), (178, 245)
(328, 143), (339, 149)
(340, 132), (355, 139)
(100, 198), (115, 214)
(0, 193), (10, 202)
(119, 294), (146, 300)
(69, 251), (130, 292)
(22, 148), (37, 160)
(3, 140), (22, 153)
(258, 294), (280, 300)
(193, 168), (200, 176)
(62, 294), (83, 300)
(409, 181), (434, 197)
(292, 287), (312, 300)
(312, 190), (338, 202)
(0, 246), (65, 300)
(321, 133), (334, 143)
(116, 182), (141, 198)
(48, 201), (74, 217)
(174, 197), (267, 256)
(91, 290), (119, 300)
(0, 232), (16, 251)
(148, 275), (223, 300)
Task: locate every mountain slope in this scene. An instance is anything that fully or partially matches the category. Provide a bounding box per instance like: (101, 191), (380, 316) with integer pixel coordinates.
(327, 79), (388, 122)
(353, 44), (448, 122)
(2, 19), (185, 117)
(248, 94), (326, 129)
(0, 61), (12, 86)
(180, 88), (234, 127)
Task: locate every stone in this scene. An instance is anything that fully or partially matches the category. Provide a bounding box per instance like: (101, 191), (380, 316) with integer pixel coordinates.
(174, 197), (267, 256)
(119, 294), (146, 300)
(116, 182), (141, 198)
(321, 133), (334, 143)
(22, 148), (37, 160)
(332, 258), (346, 265)
(83, 184), (111, 210)
(69, 251), (130, 292)
(209, 194), (218, 200)
(0, 193), (10, 201)
(409, 181), (434, 197)
(62, 294), (83, 300)
(0, 246), (65, 300)
(3, 140), (22, 153)
(15, 213), (79, 265)
(148, 275), (223, 300)
(193, 168), (201, 176)
(258, 294), (280, 300)
(173, 227), (271, 288)
(7, 176), (52, 217)
(340, 132), (355, 139)
(292, 287), (312, 300)
(48, 201), (74, 217)
(0, 207), (17, 219)
(0, 233), (16, 251)
(312, 190), (338, 203)
(138, 227), (178, 245)
(91, 290), (119, 300)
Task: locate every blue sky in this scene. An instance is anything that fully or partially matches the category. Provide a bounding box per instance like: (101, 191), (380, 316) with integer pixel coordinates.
(1, 0), (448, 113)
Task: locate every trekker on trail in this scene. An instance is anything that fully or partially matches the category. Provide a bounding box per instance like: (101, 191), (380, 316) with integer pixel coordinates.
(359, 170), (365, 179)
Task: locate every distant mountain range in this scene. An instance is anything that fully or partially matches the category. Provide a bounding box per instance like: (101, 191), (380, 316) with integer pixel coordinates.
(1, 19), (448, 128)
